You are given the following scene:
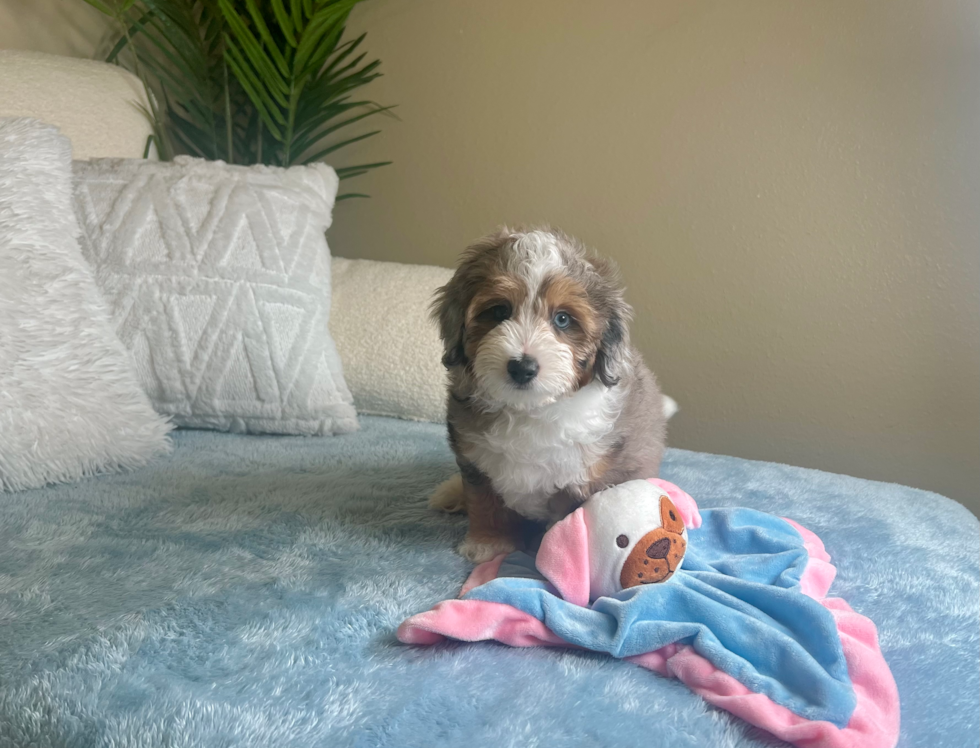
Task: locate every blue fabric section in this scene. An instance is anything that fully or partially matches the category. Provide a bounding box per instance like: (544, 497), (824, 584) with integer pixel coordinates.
(468, 508), (855, 726)
(0, 417), (976, 748)
(681, 507), (811, 586)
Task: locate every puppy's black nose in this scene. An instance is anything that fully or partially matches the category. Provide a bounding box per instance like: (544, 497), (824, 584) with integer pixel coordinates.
(507, 356), (539, 385)
(646, 537), (671, 560)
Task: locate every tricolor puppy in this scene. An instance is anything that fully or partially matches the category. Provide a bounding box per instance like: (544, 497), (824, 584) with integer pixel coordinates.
(429, 228), (668, 562)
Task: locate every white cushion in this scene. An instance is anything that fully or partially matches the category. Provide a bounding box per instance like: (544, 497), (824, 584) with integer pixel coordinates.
(72, 156), (358, 436)
(330, 258), (451, 422)
(0, 118), (172, 492)
(0, 50), (154, 160)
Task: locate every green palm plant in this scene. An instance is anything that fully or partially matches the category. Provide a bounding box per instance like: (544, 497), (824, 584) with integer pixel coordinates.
(84, 0), (391, 199)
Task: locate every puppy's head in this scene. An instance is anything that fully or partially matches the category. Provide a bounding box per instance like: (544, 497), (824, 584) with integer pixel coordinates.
(433, 227), (632, 410)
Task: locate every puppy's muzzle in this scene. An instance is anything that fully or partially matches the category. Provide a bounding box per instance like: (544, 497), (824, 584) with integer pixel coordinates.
(507, 355), (539, 386)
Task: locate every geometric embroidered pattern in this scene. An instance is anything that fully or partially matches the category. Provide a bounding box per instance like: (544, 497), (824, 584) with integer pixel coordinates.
(72, 156), (358, 435)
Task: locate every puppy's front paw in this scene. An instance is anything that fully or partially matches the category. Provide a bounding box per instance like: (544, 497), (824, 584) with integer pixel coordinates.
(457, 535), (516, 564)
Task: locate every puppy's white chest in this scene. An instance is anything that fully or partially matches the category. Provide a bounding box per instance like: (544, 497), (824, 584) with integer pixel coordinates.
(473, 424), (589, 519)
(466, 384), (619, 520)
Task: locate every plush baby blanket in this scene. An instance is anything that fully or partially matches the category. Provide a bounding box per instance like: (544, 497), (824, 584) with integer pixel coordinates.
(399, 483), (900, 748)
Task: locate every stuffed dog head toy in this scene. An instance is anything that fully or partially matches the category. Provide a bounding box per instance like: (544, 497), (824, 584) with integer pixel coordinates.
(587, 480), (689, 597)
(535, 479), (701, 604)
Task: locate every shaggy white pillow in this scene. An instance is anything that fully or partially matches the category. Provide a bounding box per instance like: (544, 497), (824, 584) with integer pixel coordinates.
(72, 156), (357, 436)
(0, 118), (173, 492)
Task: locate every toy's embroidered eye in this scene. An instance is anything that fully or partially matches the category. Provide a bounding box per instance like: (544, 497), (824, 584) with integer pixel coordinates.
(553, 311), (571, 329)
(616, 534), (629, 548)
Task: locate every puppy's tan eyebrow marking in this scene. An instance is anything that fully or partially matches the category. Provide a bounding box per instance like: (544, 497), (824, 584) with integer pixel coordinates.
(466, 273), (524, 325)
(539, 274), (598, 338)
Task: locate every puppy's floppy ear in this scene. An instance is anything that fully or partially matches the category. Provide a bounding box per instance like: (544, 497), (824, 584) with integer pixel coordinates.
(580, 252), (633, 387)
(594, 295), (633, 387)
(432, 228), (516, 369)
(431, 274), (468, 368)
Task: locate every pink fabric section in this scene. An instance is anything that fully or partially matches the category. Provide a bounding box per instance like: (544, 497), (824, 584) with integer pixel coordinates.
(648, 479), (702, 529)
(397, 599), (566, 647)
(459, 554), (507, 597)
(626, 643), (681, 676)
(535, 507), (591, 606)
(398, 597), (899, 748)
(783, 518), (837, 599)
(657, 597), (899, 748)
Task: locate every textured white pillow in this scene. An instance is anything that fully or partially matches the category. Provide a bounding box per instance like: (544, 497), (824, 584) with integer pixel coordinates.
(330, 257), (451, 422)
(0, 118), (172, 492)
(72, 156), (357, 436)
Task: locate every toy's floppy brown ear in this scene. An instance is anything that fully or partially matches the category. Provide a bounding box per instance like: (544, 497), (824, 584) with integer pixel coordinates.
(660, 496), (685, 534)
(648, 478), (702, 529)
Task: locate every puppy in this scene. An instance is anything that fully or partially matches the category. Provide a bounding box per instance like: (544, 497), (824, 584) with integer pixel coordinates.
(430, 227), (667, 562)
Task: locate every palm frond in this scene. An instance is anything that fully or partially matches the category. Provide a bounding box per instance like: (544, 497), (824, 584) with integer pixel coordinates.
(85, 0), (391, 193)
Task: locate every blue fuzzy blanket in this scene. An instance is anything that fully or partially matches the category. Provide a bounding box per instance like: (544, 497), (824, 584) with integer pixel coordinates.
(0, 417), (977, 748)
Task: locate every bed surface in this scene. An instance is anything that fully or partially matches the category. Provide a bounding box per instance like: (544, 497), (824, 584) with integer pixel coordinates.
(1, 416), (977, 748)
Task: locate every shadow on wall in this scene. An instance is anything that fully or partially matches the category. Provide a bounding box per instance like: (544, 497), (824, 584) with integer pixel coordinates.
(0, 1), (111, 58)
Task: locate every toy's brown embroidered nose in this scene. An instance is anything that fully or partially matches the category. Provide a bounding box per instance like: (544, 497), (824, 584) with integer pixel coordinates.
(620, 522), (686, 589)
(646, 537), (671, 559)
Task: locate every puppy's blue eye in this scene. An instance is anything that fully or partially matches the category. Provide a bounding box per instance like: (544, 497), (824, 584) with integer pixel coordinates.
(490, 304), (510, 322)
(553, 311), (572, 329)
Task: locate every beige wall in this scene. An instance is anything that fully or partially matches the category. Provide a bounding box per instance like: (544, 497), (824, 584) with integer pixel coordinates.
(334, 0), (979, 511)
(3, 0), (978, 512)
